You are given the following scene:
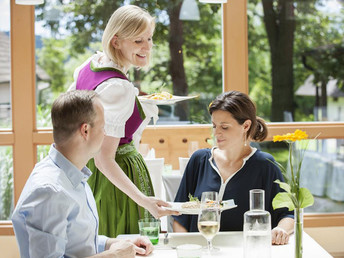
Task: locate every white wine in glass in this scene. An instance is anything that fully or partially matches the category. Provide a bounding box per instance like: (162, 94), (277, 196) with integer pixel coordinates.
(197, 207), (220, 253)
(198, 221), (219, 239)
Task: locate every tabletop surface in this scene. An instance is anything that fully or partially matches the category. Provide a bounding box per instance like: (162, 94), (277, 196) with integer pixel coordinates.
(118, 231), (332, 258)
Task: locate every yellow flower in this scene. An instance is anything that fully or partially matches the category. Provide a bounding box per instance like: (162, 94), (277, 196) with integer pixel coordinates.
(273, 129), (308, 142)
(272, 129), (315, 212)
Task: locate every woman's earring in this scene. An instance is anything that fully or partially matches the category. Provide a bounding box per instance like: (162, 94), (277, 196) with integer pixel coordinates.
(244, 133), (247, 146)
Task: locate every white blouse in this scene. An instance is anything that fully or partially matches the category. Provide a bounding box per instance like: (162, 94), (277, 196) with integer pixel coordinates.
(69, 52), (158, 141)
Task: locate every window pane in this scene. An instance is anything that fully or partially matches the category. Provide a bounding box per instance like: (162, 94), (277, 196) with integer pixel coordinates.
(258, 138), (344, 213)
(37, 145), (50, 162)
(0, 0), (12, 128)
(0, 146), (13, 220)
(248, 0), (344, 122)
(34, 1), (222, 127)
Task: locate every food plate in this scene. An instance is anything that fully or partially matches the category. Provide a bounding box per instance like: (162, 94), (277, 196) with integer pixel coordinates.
(166, 199), (237, 215)
(138, 95), (198, 105)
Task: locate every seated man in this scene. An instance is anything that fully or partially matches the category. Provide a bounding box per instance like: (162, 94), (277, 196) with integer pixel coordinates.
(12, 90), (153, 257)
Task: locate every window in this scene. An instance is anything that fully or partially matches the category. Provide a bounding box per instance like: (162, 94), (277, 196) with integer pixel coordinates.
(0, 146), (13, 220)
(0, 0), (11, 128)
(247, 0), (344, 123)
(248, 0), (344, 214)
(258, 138), (344, 213)
(0, 0), (13, 221)
(34, 1), (223, 126)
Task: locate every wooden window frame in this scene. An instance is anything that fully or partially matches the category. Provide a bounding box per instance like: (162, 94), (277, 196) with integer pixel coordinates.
(0, 0), (343, 235)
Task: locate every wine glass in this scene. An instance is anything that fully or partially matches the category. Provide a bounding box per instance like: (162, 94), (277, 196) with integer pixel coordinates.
(198, 192), (221, 253)
(200, 191), (219, 205)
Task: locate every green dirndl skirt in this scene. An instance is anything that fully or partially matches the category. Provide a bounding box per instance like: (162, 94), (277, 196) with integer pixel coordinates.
(87, 141), (154, 238)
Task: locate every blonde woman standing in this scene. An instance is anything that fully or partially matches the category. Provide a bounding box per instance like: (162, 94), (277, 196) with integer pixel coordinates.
(69, 5), (178, 237)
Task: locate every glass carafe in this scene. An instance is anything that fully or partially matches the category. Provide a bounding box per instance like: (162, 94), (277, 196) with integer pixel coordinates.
(243, 189), (271, 258)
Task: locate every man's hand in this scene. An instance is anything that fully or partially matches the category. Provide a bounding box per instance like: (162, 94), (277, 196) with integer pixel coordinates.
(145, 196), (180, 218)
(108, 240), (136, 257)
(103, 237), (153, 257)
(131, 236), (154, 256)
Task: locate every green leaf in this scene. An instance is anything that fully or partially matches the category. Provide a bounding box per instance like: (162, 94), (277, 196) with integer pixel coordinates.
(299, 188), (314, 208)
(272, 192), (295, 211)
(188, 193), (199, 202)
(274, 179), (291, 194)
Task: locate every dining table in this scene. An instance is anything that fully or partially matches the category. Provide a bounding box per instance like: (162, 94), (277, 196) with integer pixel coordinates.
(118, 231), (332, 257)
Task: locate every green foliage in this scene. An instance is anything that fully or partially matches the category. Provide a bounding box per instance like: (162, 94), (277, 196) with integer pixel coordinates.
(37, 145), (51, 162)
(35, 1), (223, 123)
(34, 0), (344, 123)
(36, 104), (52, 128)
(36, 37), (69, 94)
(248, 0), (344, 122)
(0, 147), (13, 220)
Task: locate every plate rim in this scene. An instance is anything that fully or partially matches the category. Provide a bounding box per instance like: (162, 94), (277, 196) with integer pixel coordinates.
(138, 95), (198, 105)
(166, 201), (237, 215)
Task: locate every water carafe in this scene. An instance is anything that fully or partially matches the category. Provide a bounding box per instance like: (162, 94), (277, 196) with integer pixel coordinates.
(243, 189), (271, 258)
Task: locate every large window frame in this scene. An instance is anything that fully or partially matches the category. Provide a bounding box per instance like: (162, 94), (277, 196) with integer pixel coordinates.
(0, 0), (343, 235)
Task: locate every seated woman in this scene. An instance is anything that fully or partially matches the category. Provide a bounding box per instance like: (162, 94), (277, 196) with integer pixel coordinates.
(173, 91), (294, 245)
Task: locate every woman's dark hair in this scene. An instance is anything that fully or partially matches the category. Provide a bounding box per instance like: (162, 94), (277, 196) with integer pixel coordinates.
(209, 91), (268, 142)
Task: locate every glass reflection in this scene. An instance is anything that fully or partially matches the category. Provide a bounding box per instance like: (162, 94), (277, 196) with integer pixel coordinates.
(248, 0), (344, 122)
(0, 146), (13, 220)
(257, 138), (344, 213)
(34, 1), (222, 127)
(0, 0), (12, 128)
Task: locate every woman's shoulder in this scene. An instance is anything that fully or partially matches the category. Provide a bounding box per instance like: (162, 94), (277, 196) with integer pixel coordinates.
(252, 149), (275, 160)
(95, 75), (137, 98)
(250, 150), (277, 167)
(191, 148), (212, 159)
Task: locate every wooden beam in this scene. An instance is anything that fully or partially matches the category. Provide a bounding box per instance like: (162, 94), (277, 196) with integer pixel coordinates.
(222, 0), (248, 93)
(0, 131), (14, 145)
(11, 2), (36, 204)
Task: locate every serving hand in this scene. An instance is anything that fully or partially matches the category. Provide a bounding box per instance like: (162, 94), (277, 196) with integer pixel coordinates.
(145, 196), (180, 218)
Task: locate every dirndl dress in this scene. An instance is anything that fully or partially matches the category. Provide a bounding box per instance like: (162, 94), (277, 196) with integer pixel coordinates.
(76, 61), (154, 237)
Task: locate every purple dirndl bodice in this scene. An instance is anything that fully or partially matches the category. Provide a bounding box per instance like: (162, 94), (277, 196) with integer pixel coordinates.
(76, 61), (145, 145)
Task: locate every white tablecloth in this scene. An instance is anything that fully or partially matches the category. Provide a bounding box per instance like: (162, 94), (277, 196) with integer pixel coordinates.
(118, 232), (332, 258)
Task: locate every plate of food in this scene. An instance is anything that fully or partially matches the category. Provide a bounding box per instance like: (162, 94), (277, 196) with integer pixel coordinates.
(166, 199), (237, 215)
(138, 92), (198, 105)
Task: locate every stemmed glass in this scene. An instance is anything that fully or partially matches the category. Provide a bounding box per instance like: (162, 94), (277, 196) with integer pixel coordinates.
(197, 191), (221, 253)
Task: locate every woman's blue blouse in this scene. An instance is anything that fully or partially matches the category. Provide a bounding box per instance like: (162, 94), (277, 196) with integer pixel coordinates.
(173, 148), (293, 232)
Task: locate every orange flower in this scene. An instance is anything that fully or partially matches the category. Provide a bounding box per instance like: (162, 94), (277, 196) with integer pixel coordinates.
(273, 129), (308, 142)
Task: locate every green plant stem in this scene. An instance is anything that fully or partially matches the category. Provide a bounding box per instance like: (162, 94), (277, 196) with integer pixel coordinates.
(295, 208), (303, 258)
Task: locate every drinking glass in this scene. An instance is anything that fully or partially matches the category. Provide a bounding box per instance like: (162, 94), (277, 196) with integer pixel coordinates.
(138, 218), (160, 245)
(201, 191), (219, 205)
(198, 192), (221, 253)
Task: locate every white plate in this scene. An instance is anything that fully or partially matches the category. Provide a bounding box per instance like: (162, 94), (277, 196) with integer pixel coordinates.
(138, 95), (198, 105)
(166, 199), (237, 215)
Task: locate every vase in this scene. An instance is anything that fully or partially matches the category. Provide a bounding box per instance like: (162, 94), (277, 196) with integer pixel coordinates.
(294, 208), (304, 258)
